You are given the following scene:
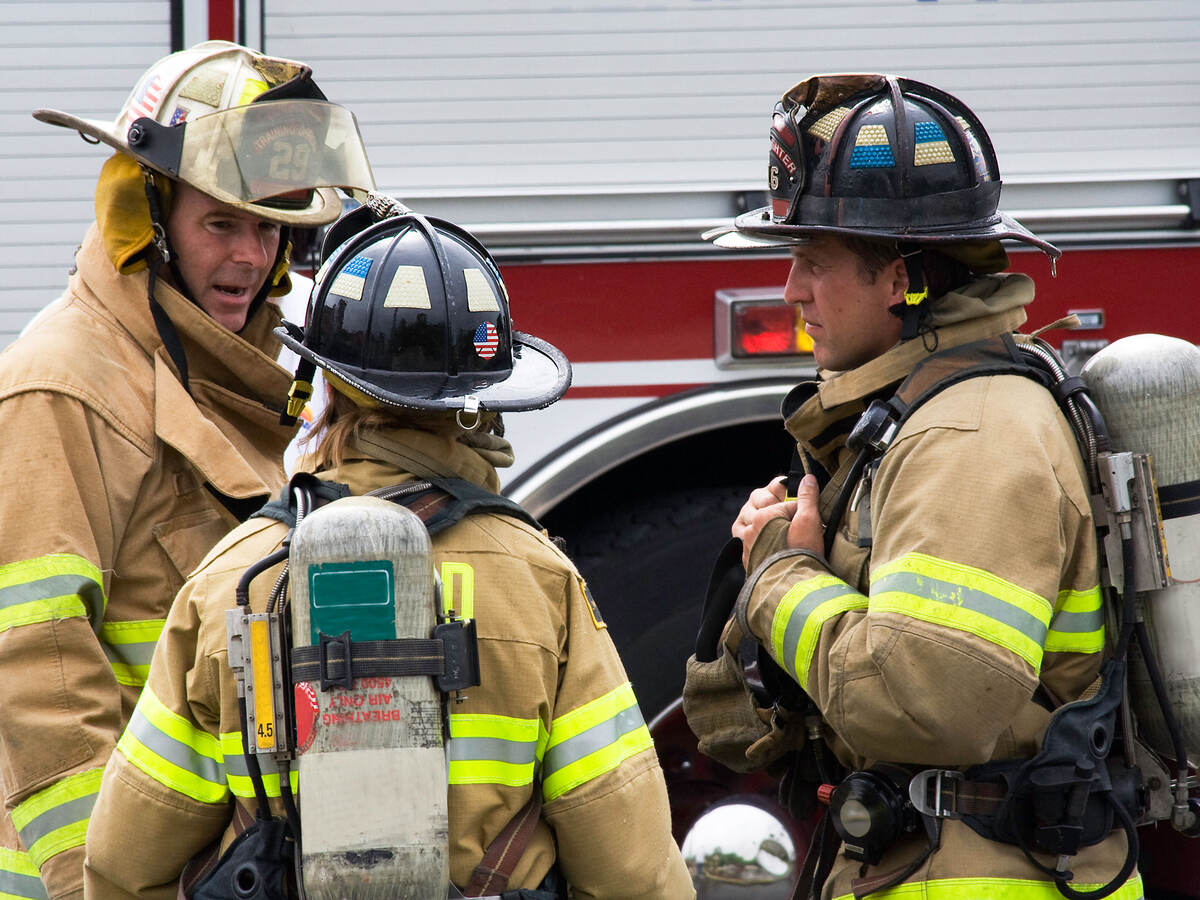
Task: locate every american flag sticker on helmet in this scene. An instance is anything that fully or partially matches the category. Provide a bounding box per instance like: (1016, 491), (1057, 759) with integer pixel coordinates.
(131, 75), (164, 120)
(330, 255), (373, 301)
(465, 268), (501, 312)
(473, 322), (500, 359)
(383, 265), (431, 308)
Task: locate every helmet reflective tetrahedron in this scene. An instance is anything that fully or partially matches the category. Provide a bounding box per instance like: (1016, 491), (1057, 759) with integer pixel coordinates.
(34, 40), (374, 227)
(278, 212), (571, 412)
(709, 73), (1057, 259)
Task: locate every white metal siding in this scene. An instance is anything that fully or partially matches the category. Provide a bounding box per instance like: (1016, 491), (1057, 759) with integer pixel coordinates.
(2, 0), (1199, 348)
(261, 0), (1200, 231)
(0, 0), (171, 346)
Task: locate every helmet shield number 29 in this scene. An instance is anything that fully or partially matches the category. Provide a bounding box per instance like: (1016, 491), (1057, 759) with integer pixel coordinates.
(127, 99), (374, 209)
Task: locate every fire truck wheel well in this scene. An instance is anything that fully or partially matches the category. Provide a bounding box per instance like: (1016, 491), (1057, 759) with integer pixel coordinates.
(540, 419), (792, 719)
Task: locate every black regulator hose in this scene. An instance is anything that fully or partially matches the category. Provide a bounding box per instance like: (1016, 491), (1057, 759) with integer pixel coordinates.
(1048, 795), (1140, 900)
(1134, 619), (1192, 805)
(236, 547), (290, 607)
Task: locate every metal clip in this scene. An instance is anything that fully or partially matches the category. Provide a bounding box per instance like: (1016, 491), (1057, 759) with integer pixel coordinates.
(150, 221), (171, 265)
(909, 768), (964, 819)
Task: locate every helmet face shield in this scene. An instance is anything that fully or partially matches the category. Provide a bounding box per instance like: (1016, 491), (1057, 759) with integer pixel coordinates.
(128, 100), (375, 208)
(33, 40), (372, 226)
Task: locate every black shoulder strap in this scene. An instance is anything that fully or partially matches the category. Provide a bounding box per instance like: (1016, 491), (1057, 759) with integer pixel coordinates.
(251, 472), (353, 527)
(250, 472), (540, 535)
(824, 334), (1070, 553)
(408, 475), (542, 535)
(888, 333), (1050, 425)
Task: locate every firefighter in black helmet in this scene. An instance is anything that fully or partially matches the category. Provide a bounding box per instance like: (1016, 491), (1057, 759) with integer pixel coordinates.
(278, 209), (570, 418)
(686, 75), (1141, 899)
(86, 205), (695, 900)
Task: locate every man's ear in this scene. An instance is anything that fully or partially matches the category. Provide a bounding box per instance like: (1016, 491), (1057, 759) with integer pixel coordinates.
(884, 255), (909, 306)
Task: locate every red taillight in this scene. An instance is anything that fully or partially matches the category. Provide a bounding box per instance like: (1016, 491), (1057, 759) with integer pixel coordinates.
(731, 300), (814, 358)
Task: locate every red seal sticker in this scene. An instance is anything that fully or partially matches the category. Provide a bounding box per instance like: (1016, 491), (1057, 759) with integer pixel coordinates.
(294, 681), (319, 754)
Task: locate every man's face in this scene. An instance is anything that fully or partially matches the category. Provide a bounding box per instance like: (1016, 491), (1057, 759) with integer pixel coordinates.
(165, 183), (282, 332)
(784, 235), (906, 371)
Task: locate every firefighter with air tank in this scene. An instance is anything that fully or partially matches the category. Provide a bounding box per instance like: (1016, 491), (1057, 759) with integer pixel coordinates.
(683, 73), (1165, 899)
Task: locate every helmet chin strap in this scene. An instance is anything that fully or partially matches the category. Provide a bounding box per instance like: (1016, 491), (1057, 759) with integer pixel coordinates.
(141, 166), (191, 391)
(892, 244), (929, 342)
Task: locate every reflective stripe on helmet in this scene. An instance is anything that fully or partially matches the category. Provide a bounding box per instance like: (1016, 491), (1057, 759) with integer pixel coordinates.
(10, 768), (101, 870)
(0, 848), (48, 900)
(870, 552), (1054, 674)
(542, 682), (652, 803)
(770, 575), (869, 693)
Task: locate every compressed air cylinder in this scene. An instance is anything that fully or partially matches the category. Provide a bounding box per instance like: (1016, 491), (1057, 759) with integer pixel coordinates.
(1082, 334), (1200, 762)
(290, 496), (448, 899)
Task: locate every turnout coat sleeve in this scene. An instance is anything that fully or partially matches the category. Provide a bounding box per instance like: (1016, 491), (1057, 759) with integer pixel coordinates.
(84, 520), (286, 900)
(538, 551), (693, 899)
(0, 389), (148, 900)
(740, 375), (1102, 767)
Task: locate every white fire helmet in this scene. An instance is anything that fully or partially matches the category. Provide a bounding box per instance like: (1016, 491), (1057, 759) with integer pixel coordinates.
(34, 40), (375, 227)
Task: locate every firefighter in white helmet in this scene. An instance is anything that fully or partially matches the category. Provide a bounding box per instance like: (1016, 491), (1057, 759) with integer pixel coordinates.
(684, 74), (1144, 899)
(0, 41), (373, 899)
(83, 206), (695, 899)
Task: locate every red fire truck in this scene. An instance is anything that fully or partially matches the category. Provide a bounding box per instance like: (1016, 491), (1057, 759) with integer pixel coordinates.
(7, 1), (1200, 895)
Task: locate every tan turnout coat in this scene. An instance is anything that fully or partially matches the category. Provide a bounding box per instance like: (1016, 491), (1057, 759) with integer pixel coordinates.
(0, 225), (294, 899)
(83, 426), (694, 900)
(697, 274), (1141, 899)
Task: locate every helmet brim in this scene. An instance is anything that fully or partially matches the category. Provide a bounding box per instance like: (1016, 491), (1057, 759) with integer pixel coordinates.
(277, 326), (572, 413)
(34, 107), (345, 227)
(707, 207), (1060, 259)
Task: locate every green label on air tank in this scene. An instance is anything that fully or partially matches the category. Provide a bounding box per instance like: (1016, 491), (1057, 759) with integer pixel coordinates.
(308, 560), (395, 643)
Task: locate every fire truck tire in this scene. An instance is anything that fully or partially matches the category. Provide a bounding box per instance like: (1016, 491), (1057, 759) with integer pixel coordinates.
(553, 484), (756, 720)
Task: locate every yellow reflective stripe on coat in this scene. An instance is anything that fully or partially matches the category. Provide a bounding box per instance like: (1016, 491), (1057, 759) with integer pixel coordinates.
(99, 618), (165, 686)
(447, 713), (545, 786)
(0, 847), (48, 900)
(118, 686), (227, 804)
(870, 553), (1053, 674)
(9, 767), (101, 870)
(218, 732), (299, 798)
(0, 553), (105, 633)
(770, 575), (869, 693)
(832, 873), (1143, 899)
(542, 682), (652, 802)
(1045, 586), (1105, 654)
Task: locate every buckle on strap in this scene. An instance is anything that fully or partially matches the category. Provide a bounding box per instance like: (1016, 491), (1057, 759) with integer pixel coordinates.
(909, 769), (965, 819)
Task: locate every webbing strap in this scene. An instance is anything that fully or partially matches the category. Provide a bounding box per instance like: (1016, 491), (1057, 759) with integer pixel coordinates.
(889, 333), (1049, 422)
(291, 637), (444, 685)
(463, 787), (543, 897)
